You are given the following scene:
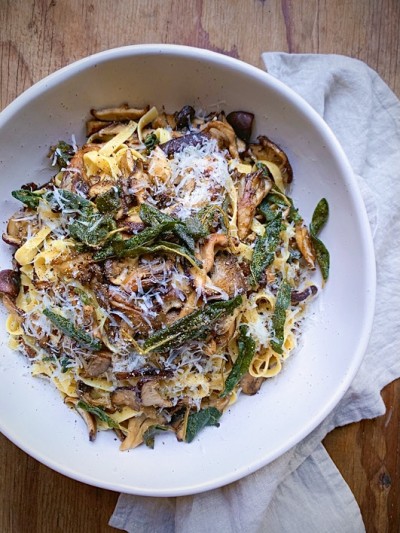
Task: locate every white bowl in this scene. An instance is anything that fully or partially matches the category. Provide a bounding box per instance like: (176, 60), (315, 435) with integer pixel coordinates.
(0, 44), (375, 496)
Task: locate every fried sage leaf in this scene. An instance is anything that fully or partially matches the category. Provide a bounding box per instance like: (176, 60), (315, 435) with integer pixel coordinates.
(51, 189), (93, 211)
(93, 222), (175, 261)
(140, 203), (203, 252)
(143, 295), (243, 353)
(115, 241), (201, 268)
(95, 187), (120, 213)
(43, 307), (103, 351)
(310, 198), (329, 235)
(250, 212), (282, 285)
(185, 407), (222, 443)
(310, 198), (330, 281)
(12, 189), (43, 209)
(77, 400), (119, 429)
(49, 140), (75, 169)
(270, 280), (292, 354)
(69, 212), (117, 248)
(221, 325), (256, 397)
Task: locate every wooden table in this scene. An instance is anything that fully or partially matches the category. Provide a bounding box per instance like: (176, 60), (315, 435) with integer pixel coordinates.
(1, 1), (399, 532)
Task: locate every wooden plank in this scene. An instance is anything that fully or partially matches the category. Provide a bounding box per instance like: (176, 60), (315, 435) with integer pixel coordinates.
(0, 1), (399, 531)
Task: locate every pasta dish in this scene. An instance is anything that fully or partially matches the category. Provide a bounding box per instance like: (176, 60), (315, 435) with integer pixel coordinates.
(0, 104), (329, 449)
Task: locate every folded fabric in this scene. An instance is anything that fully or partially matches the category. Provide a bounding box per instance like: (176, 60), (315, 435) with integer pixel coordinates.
(109, 53), (400, 533)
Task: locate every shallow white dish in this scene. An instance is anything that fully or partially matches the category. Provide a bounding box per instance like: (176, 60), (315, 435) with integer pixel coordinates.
(0, 44), (375, 496)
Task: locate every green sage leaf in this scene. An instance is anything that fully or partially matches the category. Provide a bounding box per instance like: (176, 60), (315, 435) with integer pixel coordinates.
(43, 307), (102, 351)
(185, 407), (222, 443)
(221, 325), (256, 397)
(270, 280), (291, 354)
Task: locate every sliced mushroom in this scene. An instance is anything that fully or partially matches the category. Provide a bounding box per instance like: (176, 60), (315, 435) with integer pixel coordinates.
(3, 209), (38, 246)
(291, 285), (318, 304)
(90, 105), (149, 122)
(111, 387), (140, 411)
(65, 397), (97, 441)
(152, 111), (176, 130)
(84, 352), (112, 378)
(88, 177), (116, 198)
(175, 105), (195, 129)
(201, 120), (239, 158)
(140, 380), (173, 408)
(209, 254), (248, 297)
(159, 132), (208, 157)
(237, 169), (273, 239)
(226, 111), (254, 142)
(295, 223), (316, 269)
(250, 136), (293, 185)
(0, 269), (20, 300)
(240, 373), (265, 395)
(199, 233), (229, 273)
(87, 122), (135, 143)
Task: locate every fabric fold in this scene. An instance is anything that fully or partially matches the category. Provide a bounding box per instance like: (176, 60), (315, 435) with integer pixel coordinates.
(110, 53), (400, 533)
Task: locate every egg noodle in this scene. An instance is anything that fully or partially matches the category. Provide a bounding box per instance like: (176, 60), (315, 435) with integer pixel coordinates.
(0, 105), (329, 449)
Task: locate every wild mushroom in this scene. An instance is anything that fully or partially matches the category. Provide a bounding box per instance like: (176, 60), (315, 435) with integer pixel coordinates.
(200, 120), (239, 158)
(2, 209), (37, 246)
(86, 121), (132, 141)
(226, 111), (254, 142)
(159, 132), (208, 157)
(209, 254), (248, 297)
(0, 269), (20, 300)
(250, 136), (293, 185)
(295, 223), (316, 269)
(240, 373), (265, 395)
(84, 351), (112, 378)
(237, 169), (273, 239)
(111, 387), (140, 411)
(90, 105), (149, 121)
(175, 105), (195, 129)
(140, 380), (173, 408)
(291, 285), (318, 304)
(199, 233), (229, 273)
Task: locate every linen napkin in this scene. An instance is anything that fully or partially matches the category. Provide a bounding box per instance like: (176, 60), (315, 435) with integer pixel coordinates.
(109, 53), (400, 533)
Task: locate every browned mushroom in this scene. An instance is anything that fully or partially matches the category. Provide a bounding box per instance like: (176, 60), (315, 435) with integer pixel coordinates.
(175, 105), (195, 129)
(111, 387), (140, 411)
(86, 121), (132, 141)
(240, 373), (265, 395)
(201, 120), (239, 158)
(0, 270), (20, 300)
(209, 254), (248, 297)
(84, 352), (112, 378)
(140, 380), (173, 408)
(2, 209), (38, 246)
(226, 111), (254, 142)
(250, 135), (293, 185)
(295, 223), (316, 269)
(90, 105), (149, 122)
(237, 169), (273, 239)
(291, 285), (318, 304)
(199, 234), (229, 273)
(159, 132), (208, 157)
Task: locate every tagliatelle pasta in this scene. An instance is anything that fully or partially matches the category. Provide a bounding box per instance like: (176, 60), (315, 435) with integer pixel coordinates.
(0, 104), (330, 450)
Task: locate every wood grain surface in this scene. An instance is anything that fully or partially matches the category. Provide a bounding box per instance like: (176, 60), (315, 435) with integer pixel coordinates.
(1, 1), (399, 532)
